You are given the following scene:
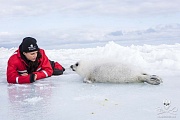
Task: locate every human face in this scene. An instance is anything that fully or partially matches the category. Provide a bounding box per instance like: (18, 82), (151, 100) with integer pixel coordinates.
(23, 51), (38, 62)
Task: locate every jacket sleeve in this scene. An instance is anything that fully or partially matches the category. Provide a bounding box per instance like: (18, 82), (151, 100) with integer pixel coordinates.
(7, 58), (35, 84)
(33, 50), (53, 80)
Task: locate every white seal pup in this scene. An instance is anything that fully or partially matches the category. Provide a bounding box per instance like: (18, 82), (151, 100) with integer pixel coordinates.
(70, 59), (162, 85)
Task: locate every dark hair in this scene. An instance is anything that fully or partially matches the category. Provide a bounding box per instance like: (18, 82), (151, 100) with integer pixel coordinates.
(21, 50), (42, 74)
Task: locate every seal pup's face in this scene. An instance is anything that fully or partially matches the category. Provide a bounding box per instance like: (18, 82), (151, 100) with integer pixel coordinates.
(70, 60), (92, 78)
(70, 62), (79, 71)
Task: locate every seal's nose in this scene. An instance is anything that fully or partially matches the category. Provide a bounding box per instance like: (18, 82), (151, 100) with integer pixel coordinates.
(70, 65), (75, 71)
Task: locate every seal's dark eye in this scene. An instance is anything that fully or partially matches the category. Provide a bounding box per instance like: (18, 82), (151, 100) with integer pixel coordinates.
(75, 62), (79, 66)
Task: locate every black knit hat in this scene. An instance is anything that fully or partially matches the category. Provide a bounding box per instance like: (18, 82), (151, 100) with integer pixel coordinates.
(21, 37), (39, 52)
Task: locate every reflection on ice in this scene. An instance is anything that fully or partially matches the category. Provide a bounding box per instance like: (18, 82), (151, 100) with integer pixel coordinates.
(7, 81), (54, 120)
(8, 81), (53, 103)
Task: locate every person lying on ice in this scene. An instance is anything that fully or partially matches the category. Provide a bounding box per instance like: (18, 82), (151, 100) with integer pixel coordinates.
(6, 37), (65, 84)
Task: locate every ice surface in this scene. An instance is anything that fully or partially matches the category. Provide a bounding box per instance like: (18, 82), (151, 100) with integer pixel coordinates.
(0, 41), (180, 120)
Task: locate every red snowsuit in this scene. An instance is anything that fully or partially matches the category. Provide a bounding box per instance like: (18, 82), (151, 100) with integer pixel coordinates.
(7, 48), (64, 84)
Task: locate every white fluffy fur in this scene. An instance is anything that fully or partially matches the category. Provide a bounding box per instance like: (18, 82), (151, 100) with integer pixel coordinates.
(70, 59), (162, 85)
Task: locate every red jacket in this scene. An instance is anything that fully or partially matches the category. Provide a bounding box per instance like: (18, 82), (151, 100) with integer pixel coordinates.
(7, 49), (53, 84)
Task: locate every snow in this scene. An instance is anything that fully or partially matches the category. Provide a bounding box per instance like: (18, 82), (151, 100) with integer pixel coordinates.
(0, 41), (180, 120)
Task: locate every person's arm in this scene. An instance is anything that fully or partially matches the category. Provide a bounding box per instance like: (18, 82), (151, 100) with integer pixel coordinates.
(33, 49), (53, 80)
(7, 58), (35, 84)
